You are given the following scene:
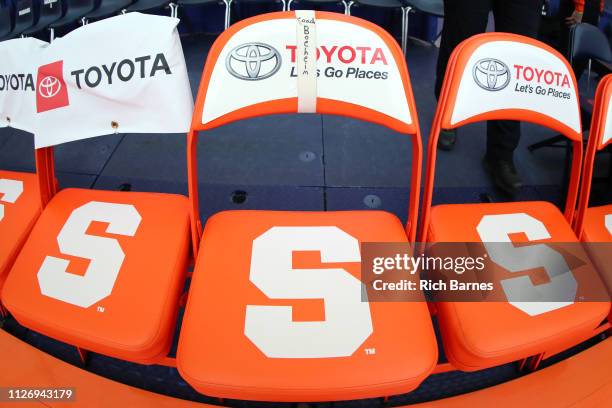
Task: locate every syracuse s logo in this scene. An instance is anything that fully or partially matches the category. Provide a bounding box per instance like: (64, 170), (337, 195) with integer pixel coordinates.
(472, 58), (510, 91)
(226, 43), (281, 81)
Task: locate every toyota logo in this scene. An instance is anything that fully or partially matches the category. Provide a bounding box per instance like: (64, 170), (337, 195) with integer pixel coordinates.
(226, 43), (281, 81)
(39, 76), (62, 98)
(472, 58), (510, 91)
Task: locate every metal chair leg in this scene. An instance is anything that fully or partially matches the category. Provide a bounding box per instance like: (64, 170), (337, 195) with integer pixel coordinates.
(345, 1), (354, 15)
(281, 0), (287, 11)
(223, 0), (233, 30)
(586, 58), (592, 95)
(49, 27), (55, 42)
(287, 0), (294, 11)
(401, 6), (412, 55)
(169, 3), (178, 18)
(401, 7), (406, 51)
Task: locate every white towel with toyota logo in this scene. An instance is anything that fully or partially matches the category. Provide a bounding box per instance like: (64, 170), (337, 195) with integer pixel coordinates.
(0, 38), (46, 134)
(0, 13), (193, 148)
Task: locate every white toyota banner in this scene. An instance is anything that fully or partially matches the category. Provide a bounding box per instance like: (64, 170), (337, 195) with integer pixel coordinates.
(450, 40), (581, 134)
(34, 13), (193, 148)
(0, 37), (47, 133)
(0, 13), (194, 148)
(202, 15), (413, 129)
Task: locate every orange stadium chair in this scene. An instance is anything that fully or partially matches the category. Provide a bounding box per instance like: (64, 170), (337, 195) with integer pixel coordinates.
(419, 33), (610, 371)
(1, 139), (191, 364)
(177, 11), (438, 401)
(575, 73), (612, 321)
(0, 169), (41, 316)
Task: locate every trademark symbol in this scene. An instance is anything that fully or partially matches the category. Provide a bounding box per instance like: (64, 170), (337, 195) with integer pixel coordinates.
(365, 348), (376, 355)
(96, 306), (105, 313)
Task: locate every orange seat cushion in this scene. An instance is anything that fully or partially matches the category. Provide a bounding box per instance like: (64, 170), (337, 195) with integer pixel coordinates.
(428, 201), (610, 371)
(581, 204), (612, 320)
(0, 171), (41, 293)
(582, 205), (612, 243)
(2, 188), (191, 364)
(178, 210), (438, 401)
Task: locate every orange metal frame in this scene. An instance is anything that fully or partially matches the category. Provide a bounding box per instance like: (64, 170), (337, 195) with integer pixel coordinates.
(31, 143), (194, 369)
(416, 32), (601, 372)
(186, 11), (424, 259)
(419, 32), (584, 243)
(5, 18), (609, 388)
(574, 74), (612, 237)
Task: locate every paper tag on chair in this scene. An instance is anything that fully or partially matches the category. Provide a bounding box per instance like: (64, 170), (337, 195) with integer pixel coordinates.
(295, 10), (317, 113)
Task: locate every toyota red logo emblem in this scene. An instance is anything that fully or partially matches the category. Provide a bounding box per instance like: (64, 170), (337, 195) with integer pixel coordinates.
(38, 76), (62, 98)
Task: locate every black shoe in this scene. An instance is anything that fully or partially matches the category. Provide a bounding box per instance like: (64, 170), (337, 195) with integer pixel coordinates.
(437, 129), (457, 151)
(483, 157), (523, 196)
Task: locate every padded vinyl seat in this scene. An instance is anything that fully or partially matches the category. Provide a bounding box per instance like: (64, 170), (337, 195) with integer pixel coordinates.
(575, 75), (612, 323)
(429, 201), (610, 371)
(580, 205), (612, 317)
(178, 210), (438, 401)
(581, 204), (612, 243)
(2, 188), (191, 363)
(0, 171), (41, 293)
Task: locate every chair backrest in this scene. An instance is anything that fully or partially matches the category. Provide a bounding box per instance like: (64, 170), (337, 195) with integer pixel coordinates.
(420, 32), (583, 242)
(40, 0), (64, 21)
(0, 5), (13, 37)
(570, 23), (612, 64)
(575, 74), (612, 237)
(187, 10), (423, 249)
(13, 0), (34, 35)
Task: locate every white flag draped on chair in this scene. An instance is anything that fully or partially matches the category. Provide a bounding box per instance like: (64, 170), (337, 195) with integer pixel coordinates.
(0, 38), (46, 133)
(0, 13), (194, 148)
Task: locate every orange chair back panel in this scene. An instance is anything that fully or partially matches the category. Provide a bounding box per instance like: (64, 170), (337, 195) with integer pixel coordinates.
(178, 211), (438, 401)
(440, 33), (581, 140)
(421, 33), (584, 242)
(188, 11), (424, 247)
(0, 170), (41, 289)
(193, 11), (418, 134)
(2, 189), (191, 363)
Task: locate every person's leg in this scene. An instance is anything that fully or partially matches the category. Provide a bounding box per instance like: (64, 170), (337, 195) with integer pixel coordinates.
(573, 0), (602, 79)
(482, 0), (542, 194)
(435, 0), (491, 150)
(435, 0), (491, 99)
(559, 0), (577, 57)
